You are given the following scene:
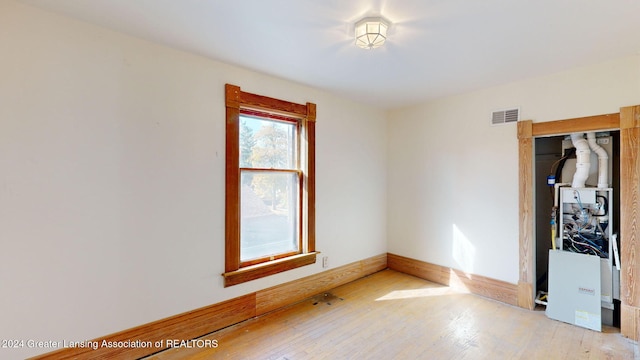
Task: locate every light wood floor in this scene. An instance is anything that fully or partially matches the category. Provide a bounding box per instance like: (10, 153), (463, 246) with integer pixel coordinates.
(147, 270), (637, 359)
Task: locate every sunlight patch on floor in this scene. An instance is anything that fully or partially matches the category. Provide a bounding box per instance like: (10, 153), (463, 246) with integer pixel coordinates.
(375, 286), (464, 301)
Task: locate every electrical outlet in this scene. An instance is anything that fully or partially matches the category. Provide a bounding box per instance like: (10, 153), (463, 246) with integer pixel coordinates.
(322, 256), (329, 268)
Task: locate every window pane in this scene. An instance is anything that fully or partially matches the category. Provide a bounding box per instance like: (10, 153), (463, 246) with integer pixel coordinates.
(239, 116), (296, 169)
(240, 171), (299, 262)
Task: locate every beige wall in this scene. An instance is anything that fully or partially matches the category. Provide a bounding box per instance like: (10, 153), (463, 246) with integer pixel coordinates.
(0, 1), (387, 358)
(3, 0), (640, 358)
(387, 54), (640, 284)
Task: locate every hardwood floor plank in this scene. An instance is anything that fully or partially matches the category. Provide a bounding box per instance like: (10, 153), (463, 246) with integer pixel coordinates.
(146, 270), (637, 360)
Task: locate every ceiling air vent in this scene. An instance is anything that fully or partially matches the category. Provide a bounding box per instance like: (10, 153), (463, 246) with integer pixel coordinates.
(491, 108), (520, 125)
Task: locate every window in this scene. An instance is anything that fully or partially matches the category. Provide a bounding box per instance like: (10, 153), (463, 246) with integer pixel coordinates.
(223, 84), (317, 287)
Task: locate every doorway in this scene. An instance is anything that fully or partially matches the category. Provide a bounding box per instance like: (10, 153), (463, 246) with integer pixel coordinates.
(517, 106), (639, 340)
(533, 132), (621, 327)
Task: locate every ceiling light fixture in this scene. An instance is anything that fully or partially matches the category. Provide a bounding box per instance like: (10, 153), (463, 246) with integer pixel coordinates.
(354, 17), (390, 49)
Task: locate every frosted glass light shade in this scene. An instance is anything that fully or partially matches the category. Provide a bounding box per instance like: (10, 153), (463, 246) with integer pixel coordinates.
(355, 17), (389, 49)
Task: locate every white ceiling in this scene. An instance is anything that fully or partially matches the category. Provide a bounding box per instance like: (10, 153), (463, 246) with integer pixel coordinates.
(19, 0), (640, 109)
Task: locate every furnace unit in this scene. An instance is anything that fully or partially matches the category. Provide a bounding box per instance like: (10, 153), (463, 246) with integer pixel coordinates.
(545, 132), (620, 331)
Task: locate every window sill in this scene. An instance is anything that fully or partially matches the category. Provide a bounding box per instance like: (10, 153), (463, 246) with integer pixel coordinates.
(222, 252), (319, 287)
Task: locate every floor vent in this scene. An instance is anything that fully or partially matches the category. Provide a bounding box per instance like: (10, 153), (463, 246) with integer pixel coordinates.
(491, 108), (520, 125)
(311, 292), (344, 306)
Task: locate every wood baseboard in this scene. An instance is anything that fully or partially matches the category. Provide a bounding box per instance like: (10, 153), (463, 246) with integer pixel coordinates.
(387, 253), (518, 306)
(29, 294), (256, 360)
(30, 254), (387, 359)
(257, 253), (387, 315)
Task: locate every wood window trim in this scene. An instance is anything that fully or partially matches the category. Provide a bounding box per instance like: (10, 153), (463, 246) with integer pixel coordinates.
(223, 84), (317, 287)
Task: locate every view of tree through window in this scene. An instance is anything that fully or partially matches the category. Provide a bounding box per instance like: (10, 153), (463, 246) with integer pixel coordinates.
(239, 115), (299, 262)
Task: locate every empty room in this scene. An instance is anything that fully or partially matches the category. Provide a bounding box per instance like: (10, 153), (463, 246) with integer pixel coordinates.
(2, 1), (640, 359)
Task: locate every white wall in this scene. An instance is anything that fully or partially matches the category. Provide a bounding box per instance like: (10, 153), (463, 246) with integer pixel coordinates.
(388, 55), (640, 285)
(0, 1), (387, 358)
